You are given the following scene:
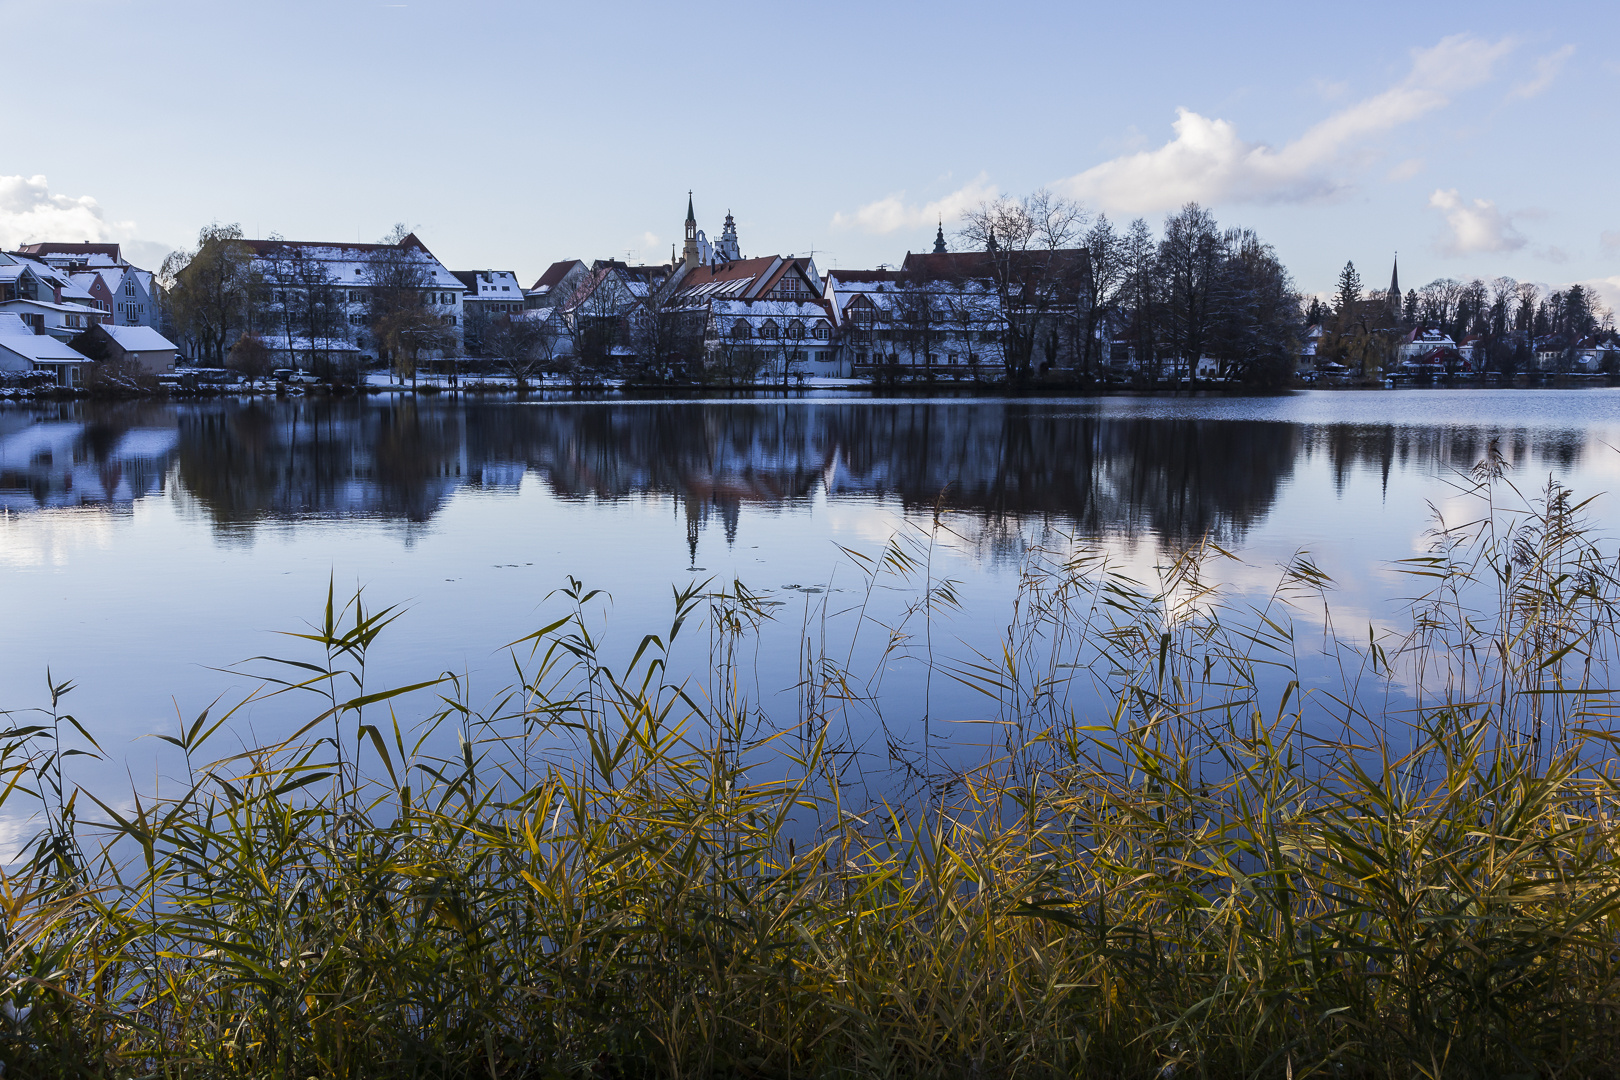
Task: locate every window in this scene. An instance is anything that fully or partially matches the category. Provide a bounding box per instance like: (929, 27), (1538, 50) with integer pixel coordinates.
(124, 281), (135, 295)
(787, 320), (805, 340)
(730, 321), (751, 339)
(760, 319), (779, 339)
(813, 325), (830, 340)
(501, 285), (510, 291)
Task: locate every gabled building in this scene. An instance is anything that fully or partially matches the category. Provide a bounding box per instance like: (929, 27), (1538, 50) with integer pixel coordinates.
(704, 297), (838, 378)
(72, 323), (179, 375)
(235, 233), (466, 360)
(526, 259), (589, 310)
(0, 312), (94, 386)
(16, 243), (159, 329)
(453, 269), (526, 319)
(0, 252), (107, 341)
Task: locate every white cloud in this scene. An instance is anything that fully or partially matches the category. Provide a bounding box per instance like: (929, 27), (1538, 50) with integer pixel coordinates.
(833, 175), (997, 235)
(0, 174), (134, 248)
(1387, 157), (1425, 181)
(1057, 35), (1514, 213)
(1428, 188), (1526, 255)
(1510, 45), (1575, 99)
(1582, 277), (1620, 317)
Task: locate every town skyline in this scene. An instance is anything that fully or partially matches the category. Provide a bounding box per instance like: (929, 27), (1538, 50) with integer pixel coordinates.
(0, 1), (1614, 306)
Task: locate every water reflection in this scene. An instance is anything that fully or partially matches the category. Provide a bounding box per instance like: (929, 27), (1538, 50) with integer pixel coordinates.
(0, 398), (1597, 552)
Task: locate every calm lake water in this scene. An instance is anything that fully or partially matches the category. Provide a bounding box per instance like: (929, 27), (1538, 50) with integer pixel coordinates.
(3, 390), (1619, 804)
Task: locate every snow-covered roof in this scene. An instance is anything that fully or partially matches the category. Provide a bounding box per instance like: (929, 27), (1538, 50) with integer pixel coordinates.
(103, 325), (177, 352)
(0, 313), (30, 335)
(453, 269), (523, 295)
(0, 334), (87, 363)
(710, 298), (832, 322)
(261, 334), (362, 352)
(242, 238), (464, 290)
(0, 297), (105, 316)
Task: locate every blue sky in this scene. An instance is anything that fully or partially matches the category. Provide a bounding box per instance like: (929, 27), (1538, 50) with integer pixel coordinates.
(1, 0), (1615, 305)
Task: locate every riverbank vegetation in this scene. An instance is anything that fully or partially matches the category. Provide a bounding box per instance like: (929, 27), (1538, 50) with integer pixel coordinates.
(5, 452), (1620, 1078)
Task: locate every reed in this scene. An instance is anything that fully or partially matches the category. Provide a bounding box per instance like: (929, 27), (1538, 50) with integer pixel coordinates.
(4, 448), (1620, 1078)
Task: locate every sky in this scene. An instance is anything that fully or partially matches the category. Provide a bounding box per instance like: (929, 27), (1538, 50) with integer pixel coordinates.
(1, 0), (1616, 307)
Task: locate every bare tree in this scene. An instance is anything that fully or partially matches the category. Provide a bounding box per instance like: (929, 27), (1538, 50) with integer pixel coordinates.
(1157, 203), (1224, 380)
(365, 224), (454, 386)
(629, 294), (705, 381)
(893, 274), (947, 372)
(486, 310), (566, 390)
(1077, 214), (1128, 382)
(163, 223), (257, 364)
(957, 189), (1089, 379)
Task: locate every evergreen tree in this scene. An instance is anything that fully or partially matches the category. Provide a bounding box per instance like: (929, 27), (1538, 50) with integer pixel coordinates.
(1334, 262), (1362, 320)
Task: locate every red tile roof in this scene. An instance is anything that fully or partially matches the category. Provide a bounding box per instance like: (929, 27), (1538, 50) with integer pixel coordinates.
(15, 242), (123, 257)
(532, 260), (583, 290)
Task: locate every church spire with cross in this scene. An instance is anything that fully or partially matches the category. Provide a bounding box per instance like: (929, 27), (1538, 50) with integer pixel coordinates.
(682, 191), (699, 267)
(1388, 254), (1401, 316)
(932, 219), (947, 255)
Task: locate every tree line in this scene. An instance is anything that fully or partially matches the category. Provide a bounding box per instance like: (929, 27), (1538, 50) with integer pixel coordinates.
(1311, 261), (1617, 379)
(951, 194), (1302, 386)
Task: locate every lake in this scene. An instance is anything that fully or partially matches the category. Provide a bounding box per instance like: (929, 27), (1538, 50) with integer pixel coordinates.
(3, 389), (1619, 806)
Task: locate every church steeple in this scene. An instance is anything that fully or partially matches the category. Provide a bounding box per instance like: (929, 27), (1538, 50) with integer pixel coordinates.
(932, 219), (947, 255)
(716, 209), (741, 262)
(1388, 254), (1401, 315)
(682, 191), (699, 268)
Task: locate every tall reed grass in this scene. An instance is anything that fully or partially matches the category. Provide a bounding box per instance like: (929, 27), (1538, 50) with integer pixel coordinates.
(5, 447), (1620, 1078)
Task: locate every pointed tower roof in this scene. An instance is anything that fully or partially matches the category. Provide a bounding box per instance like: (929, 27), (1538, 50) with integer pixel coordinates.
(932, 219), (947, 255)
(1389, 254), (1399, 297)
(686, 192), (695, 224)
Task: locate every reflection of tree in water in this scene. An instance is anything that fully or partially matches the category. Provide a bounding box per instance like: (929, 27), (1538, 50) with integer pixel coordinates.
(1305, 424), (1587, 497)
(17, 397), (1588, 551)
(174, 399), (466, 528)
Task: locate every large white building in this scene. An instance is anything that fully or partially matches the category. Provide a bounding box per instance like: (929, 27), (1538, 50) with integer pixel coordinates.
(238, 233), (466, 362)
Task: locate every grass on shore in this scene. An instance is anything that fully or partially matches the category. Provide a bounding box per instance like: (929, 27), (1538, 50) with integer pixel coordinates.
(5, 447), (1620, 1079)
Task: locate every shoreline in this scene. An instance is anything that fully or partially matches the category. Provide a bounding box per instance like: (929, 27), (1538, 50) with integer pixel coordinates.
(4, 369), (1617, 403)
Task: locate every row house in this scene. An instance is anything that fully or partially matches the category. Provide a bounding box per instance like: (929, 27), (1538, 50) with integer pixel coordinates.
(704, 298), (837, 377)
(1536, 334), (1620, 373)
(0, 311), (178, 387)
(15, 243), (159, 329)
(526, 259), (589, 310)
(453, 269), (526, 319)
(0, 251), (107, 342)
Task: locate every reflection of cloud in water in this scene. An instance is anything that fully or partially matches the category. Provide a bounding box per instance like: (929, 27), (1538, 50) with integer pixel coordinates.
(0, 505), (119, 569)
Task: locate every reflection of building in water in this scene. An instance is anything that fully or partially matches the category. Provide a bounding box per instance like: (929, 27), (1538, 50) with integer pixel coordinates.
(0, 404), (178, 511)
(1, 399), (1599, 558)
